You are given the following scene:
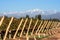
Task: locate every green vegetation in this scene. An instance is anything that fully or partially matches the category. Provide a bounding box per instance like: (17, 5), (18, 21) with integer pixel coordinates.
(0, 15), (60, 31)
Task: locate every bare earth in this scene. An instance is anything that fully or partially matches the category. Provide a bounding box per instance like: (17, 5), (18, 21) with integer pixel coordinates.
(41, 28), (60, 40)
(41, 33), (60, 40)
(6, 28), (60, 40)
(6, 33), (60, 40)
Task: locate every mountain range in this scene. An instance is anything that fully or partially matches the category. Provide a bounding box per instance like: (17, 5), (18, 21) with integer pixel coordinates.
(0, 9), (60, 19)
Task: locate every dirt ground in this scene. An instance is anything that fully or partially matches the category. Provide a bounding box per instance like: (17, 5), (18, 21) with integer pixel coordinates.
(6, 34), (60, 40)
(6, 28), (60, 40)
(41, 28), (60, 40)
(6, 33), (60, 40)
(41, 33), (60, 40)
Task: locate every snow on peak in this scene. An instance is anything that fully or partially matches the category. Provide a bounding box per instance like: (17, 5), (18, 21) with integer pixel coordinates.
(0, 9), (58, 16)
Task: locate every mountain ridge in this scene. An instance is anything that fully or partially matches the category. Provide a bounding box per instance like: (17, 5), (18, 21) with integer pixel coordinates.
(0, 9), (60, 19)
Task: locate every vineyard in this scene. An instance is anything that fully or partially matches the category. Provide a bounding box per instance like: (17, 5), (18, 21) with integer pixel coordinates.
(0, 16), (60, 40)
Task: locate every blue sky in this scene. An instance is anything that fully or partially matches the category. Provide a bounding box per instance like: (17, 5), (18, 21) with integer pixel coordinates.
(0, 0), (60, 12)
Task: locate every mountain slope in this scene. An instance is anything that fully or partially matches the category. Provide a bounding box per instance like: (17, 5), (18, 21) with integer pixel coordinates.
(42, 12), (60, 19)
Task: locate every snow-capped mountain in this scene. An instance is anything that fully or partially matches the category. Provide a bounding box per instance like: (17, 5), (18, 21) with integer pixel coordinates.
(0, 9), (60, 19)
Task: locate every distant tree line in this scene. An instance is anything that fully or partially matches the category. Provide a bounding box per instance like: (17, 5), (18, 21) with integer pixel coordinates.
(26, 14), (41, 20)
